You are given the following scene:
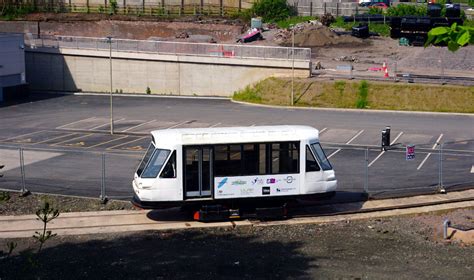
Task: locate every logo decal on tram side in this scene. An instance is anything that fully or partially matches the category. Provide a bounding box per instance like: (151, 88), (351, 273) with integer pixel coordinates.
(284, 176), (295, 184)
(262, 186), (271, 195)
(252, 178), (263, 185)
(266, 178), (276, 184)
(232, 180), (246, 186)
(217, 178), (228, 189)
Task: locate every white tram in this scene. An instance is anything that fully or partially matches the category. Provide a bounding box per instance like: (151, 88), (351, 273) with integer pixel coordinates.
(132, 125), (337, 213)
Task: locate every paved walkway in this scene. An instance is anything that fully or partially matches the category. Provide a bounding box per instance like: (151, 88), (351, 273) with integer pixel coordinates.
(1, 189), (473, 238)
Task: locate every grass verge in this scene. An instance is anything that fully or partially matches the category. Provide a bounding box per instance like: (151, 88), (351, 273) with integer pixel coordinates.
(232, 77), (474, 113)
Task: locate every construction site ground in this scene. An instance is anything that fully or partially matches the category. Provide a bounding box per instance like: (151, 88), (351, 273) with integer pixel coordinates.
(1, 13), (473, 80)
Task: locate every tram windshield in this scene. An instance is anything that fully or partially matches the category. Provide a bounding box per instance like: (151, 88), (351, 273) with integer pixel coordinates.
(136, 144), (171, 178)
(136, 143), (155, 177)
(311, 143), (332, 170)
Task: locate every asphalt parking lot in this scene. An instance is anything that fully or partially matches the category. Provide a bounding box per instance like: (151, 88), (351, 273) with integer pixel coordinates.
(0, 93), (473, 200)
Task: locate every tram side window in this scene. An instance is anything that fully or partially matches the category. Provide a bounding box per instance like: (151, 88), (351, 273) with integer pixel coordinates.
(215, 145), (241, 176)
(306, 146), (320, 172)
(242, 144), (259, 175)
(160, 151), (176, 178)
(270, 142), (299, 174)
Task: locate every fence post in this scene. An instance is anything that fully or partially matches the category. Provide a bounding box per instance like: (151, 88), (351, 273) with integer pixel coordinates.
(336, 3), (339, 18)
(200, 0), (204, 14)
(310, 1), (312, 17)
(105, 0), (108, 9)
(238, 0), (241, 12)
(394, 60), (398, 82)
(323, 2), (326, 14)
(220, 0), (223, 16)
(143, 0), (145, 13)
(100, 153), (108, 204)
(19, 148), (30, 197)
(437, 144), (445, 193)
(180, 0), (184, 15)
(87, 0), (90, 13)
(364, 147), (369, 195)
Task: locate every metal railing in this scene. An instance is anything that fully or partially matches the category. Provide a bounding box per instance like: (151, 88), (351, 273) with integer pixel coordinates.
(25, 35), (312, 61)
(1, 140), (472, 201)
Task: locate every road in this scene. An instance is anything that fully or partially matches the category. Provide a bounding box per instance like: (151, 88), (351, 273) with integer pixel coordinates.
(0, 93), (473, 200)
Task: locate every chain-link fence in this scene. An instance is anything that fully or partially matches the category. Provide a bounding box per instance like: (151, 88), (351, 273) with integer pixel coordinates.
(4, 0), (255, 16)
(322, 141), (474, 199)
(1, 141), (472, 201)
(0, 145), (142, 201)
(25, 34), (312, 61)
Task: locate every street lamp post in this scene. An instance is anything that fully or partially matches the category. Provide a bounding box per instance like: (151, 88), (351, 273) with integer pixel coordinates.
(291, 25), (295, 106)
(106, 36), (114, 135)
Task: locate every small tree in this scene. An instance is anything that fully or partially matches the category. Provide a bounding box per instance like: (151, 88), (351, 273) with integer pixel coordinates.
(425, 23), (474, 52)
(33, 201), (60, 253)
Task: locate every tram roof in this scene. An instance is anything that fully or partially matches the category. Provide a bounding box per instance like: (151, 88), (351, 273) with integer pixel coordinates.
(150, 125), (319, 146)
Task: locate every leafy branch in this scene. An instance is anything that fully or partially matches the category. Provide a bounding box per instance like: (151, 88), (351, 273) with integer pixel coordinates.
(425, 23), (474, 52)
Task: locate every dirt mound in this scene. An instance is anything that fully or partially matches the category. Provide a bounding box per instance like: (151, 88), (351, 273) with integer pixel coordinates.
(281, 25), (367, 48)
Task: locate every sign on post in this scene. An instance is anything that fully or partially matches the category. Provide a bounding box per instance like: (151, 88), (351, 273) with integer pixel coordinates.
(406, 145), (415, 160)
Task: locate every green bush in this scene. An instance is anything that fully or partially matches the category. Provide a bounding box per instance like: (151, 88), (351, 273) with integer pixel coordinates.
(356, 80), (369, 109)
(386, 4), (427, 17)
(109, 0), (118, 15)
(0, 4), (36, 20)
(233, 85), (262, 103)
(368, 7), (384, 15)
(334, 81), (346, 96)
(249, 0), (296, 23)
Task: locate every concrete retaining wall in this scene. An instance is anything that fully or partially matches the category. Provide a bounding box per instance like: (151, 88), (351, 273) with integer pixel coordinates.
(26, 48), (310, 96)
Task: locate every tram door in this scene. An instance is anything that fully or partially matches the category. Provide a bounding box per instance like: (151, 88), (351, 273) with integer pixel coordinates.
(184, 146), (212, 198)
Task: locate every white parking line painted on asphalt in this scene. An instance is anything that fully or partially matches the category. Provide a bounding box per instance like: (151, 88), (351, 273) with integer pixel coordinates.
(90, 118), (126, 130)
(327, 130), (364, 159)
(417, 153), (432, 170)
(166, 121), (190, 129)
(368, 131), (404, 167)
(209, 123), (222, 128)
(3, 130), (46, 141)
(391, 132), (404, 146)
(51, 134), (93, 146)
(56, 117), (96, 129)
(121, 119), (156, 132)
(35, 133), (77, 145)
(87, 135), (129, 149)
(347, 130), (365, 144)
(319, 127), (327, 134)
(471, 165), (474, 173)
(433, 134), (444, 149)
(368, 151), (385, 167)
(106, 136), (148, 150)
(417, 134), (443, 171)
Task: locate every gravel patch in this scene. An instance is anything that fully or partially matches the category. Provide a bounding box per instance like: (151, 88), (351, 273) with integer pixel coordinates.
(0, 191), (135, 216)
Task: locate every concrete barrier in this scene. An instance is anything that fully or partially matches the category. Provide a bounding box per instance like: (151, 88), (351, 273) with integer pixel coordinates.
(26, 47), (310, 96)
